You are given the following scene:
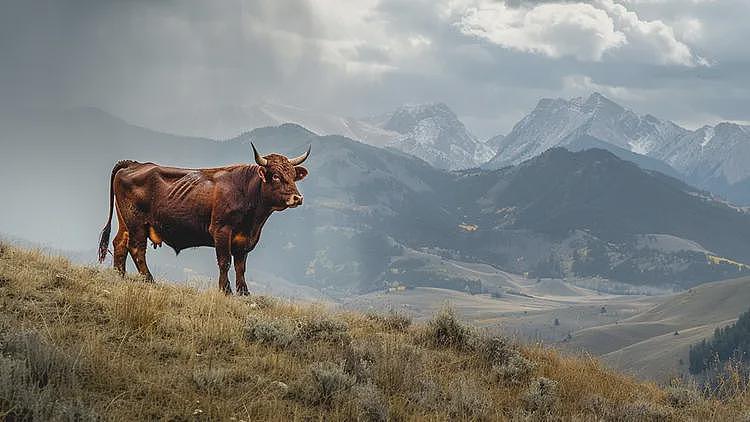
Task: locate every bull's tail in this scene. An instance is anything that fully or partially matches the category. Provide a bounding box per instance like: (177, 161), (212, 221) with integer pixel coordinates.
(98, 160), (136, 263)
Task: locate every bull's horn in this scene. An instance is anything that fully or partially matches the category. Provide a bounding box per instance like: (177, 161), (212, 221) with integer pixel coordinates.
(251, 143), (268, 166)
(289, 145), (311, 166)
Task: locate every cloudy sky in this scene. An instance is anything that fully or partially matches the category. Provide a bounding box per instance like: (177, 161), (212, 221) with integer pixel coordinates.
(1, 0), (749, 138)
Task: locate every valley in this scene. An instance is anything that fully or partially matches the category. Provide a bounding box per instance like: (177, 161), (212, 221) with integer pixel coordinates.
(564, 275), (750, 381)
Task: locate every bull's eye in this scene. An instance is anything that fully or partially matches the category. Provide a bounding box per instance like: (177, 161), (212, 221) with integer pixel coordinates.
(272, 174), (280, 182)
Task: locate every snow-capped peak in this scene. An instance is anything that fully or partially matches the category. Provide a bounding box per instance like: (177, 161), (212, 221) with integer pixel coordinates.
(370, 102), (493, 170)
(700, 125), (715, 148)
(484, 92), (687, 169)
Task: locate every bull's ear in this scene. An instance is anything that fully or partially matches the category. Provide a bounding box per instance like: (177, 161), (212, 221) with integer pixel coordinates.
(256, 165), (267, 182)
(294, 166), (308, 181)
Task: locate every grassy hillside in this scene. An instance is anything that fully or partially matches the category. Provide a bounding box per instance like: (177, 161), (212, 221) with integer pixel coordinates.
(1, 244), (749, 421)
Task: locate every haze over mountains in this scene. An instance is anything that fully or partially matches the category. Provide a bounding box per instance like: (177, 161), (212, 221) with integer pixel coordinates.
(143, 93), (750, 206)
(149, 102), (399, 146)
(2, 104), (749, 298)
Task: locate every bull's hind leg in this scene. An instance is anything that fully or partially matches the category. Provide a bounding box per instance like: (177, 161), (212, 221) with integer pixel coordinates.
(111, 200), (129, 276)
(127, 226), (154, 282)
(112, 228), (129, 276)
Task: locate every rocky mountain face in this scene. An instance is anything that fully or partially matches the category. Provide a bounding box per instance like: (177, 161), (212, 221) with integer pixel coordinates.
(485, 133), (505, 154)
(650, 122), (750, 203)
(485, 93), (687, 169)
(371, 103), (495, 170)
(485, 93), (750, 205)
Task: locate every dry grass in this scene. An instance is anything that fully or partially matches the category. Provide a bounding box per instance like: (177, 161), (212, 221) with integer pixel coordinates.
(1, 243), (750, 421)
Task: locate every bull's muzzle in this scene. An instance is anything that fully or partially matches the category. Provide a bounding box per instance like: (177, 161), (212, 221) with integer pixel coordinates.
(287, 194), (303, 207)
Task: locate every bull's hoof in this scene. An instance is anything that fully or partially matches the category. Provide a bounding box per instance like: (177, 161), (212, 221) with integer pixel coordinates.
(222, 288), (233, 296)
(236, 288), (249, 296)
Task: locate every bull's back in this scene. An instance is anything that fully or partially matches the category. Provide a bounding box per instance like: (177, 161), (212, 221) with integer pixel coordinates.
(114, 163), (217, 250)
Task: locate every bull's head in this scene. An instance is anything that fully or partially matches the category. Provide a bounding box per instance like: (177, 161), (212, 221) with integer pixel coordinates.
(252, 143), (310, 211)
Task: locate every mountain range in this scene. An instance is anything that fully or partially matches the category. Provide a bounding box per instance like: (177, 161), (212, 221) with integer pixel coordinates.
(137, 94), (750, 207)
(146, 101), (493, 171)
(1, 106), (749, 297)
(484, 93), (750, 205)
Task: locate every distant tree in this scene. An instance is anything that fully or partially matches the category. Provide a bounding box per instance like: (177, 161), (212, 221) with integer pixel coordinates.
(532, 255), (563, 278)
(572, 242), (610, 277)
(689, 307), (750, 374)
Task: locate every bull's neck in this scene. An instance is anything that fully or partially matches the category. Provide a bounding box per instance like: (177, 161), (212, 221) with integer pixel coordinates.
(243, 164), (273, 218)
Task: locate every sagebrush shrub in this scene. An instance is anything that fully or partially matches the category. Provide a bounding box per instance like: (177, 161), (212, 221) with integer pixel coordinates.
(423, 306), (475, 350)
(411, 377), (446, 412)
(492, 352), (536, 386)
(244, 314), (350, 350)
(583, 394), (616, 420)
(665, 385), (701, 408)
(475, 336), (514, 364)
(616, 400), (673, 421)
(367, 309), (412, 331)
(288, 362), (355, 406)
(353, 382), (389, 422)
(522, 377), (560, 414)
(447, 376), (492, 420)
(244, 316), (295, 348)
(4, 331), (79, 389)
(343, 341), (377, 382)
(373, 342), (426, 394)
(298, 315), (351, 345)
(0, 332), (97, 421)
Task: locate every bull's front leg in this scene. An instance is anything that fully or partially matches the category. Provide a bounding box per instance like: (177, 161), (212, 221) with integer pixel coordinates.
(233, 252), (249, 296)
(213, 226), (233, 295)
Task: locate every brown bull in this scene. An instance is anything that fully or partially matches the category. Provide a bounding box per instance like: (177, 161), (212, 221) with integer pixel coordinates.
(97, 144), (310, 294)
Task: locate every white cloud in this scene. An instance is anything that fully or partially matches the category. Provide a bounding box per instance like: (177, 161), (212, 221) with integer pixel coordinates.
(456, 0), (703, 66)
(408, 35), (433, 48)
(622, 0), (717, 4)
(458, 2), (625, 61)
(671, 17), (703, 43)
(294, 0), (432, 78)
(594, 0), (700, 66)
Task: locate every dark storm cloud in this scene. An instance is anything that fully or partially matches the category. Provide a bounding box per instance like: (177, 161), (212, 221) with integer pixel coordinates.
(0, 0), (326, 117)
(1, 0), (749, 138)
